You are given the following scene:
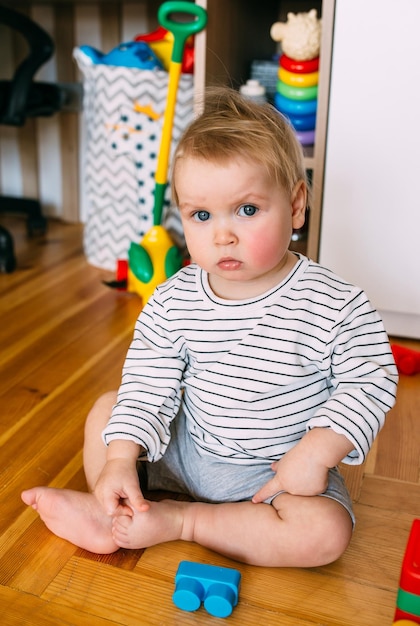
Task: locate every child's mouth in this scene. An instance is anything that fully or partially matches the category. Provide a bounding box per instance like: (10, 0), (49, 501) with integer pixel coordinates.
(217, 258), (242, 270)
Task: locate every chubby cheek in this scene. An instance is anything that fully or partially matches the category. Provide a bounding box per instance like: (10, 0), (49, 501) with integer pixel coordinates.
(183, 226), (210, 265)
(245, 229), (288, 269)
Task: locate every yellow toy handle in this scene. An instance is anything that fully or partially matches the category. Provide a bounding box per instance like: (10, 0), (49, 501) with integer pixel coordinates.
(153, 1), (207, 225)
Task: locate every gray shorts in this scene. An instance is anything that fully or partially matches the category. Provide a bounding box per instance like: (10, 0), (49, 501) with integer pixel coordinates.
(142, 410), (355, 526)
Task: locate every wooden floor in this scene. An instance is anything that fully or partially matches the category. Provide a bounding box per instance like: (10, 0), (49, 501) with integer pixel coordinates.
(1, 216), (420, 625)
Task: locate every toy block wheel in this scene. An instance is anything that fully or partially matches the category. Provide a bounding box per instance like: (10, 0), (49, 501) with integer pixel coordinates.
(204, 582), (238, 618)
(173, 576), (204, 612)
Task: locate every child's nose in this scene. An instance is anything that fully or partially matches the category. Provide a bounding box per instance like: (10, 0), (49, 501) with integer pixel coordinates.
(214, 222), (237, 246)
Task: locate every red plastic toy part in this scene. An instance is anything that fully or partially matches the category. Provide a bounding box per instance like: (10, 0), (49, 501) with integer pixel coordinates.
(280, 54), (319, 73)
(399, 522), (420, 592)
(391, 344), (420, 376)
(395, 519), (420, 623)
(116, 259), (128, 282)
(394, 613), (420, 624)
(135, 25), (194, 73)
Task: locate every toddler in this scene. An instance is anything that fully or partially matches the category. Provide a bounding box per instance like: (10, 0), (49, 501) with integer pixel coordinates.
(22, 87), (398, 567)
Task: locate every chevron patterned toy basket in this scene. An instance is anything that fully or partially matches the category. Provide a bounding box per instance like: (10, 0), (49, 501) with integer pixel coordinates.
(74, 47), (193, 270)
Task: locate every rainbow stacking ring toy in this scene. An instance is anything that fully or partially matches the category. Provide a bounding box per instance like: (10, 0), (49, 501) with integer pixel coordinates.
(274, 52), (319, 145)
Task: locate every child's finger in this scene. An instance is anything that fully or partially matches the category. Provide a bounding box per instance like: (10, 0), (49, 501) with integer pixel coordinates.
(132, 495), (150, 513)
(103, 493), (120, 516)
(114, 501), (134, 516)
(252, 477), (279, 504)
(126, 487), (150, 513)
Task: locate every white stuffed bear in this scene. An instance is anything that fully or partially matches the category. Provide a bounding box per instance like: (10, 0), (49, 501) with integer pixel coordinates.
(270, 9), (321, 61)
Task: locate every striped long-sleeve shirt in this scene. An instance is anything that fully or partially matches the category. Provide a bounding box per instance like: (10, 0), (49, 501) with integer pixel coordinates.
(103, 255), (398, 465)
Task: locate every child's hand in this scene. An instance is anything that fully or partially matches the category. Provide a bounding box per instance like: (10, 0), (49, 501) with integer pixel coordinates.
(252, 445), (329, 504)
(94, 457), (150, 516)
(252, 427), (354, 504)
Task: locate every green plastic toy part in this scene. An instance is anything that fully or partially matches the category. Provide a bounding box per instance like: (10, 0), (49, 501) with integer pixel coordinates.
(157, 1), (208, 64)
(128, 242), (153, 283)
(129, 240), (182, 284)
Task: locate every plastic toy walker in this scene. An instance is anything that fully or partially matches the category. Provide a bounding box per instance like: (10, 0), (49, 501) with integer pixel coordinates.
(125, 1), (207, 303)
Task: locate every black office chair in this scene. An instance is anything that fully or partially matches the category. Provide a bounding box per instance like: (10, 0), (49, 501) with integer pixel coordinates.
(0, 5), (65, 272)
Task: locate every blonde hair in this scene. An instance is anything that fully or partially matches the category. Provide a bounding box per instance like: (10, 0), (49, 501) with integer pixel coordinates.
(172, 86), (310, 206)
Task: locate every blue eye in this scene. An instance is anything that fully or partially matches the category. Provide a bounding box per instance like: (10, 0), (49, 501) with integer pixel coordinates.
(193, 210), (210, 222)
(238, 204), (258, 217)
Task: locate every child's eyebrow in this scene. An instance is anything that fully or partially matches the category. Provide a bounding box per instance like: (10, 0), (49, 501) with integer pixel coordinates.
(178, 202), (204, 213)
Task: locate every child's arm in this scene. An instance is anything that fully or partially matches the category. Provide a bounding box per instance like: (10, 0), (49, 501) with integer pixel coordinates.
(93, 439), (150, 516)
(252, 427), (354, 503)
(300, 288), (397, 467)
(103, 291), (185, 464)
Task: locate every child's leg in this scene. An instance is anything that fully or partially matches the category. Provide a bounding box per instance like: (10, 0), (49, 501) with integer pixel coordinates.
(83, 391), (118, 489)
(111, 492), (353, 567)
(22, 393), (352, 565)
(190, 492), (353, 566)
(21, 392), (120, 554)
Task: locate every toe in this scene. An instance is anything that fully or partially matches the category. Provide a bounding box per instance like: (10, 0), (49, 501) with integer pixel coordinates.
(21, 488), (39, 508)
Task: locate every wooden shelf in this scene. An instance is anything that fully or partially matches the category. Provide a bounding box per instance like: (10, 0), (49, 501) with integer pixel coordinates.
(196, 0), (332, 261)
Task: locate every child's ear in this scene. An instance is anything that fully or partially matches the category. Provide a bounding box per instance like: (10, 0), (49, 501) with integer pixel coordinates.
(291, 180), (307, 229)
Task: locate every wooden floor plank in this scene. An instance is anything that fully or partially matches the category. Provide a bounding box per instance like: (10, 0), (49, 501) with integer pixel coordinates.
(372, 373), (420, 482)
(0, 454), (84, 556)
(1, 585), (123, 626)
(0, 219), (85, 298)
(42, 555), (358, 626)
(0, 292), (138, 426)
(320, 502), (412, 589)
(338, 463), (365, 502)
(358, 474), (420, 516)
(1, 520), (77, 594)
(1, 268), (109, 361)
(0, 336), (131, 537)
(136, 539), (398, 625)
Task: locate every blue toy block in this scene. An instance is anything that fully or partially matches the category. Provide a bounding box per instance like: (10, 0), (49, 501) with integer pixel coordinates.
(173, 560), (241, 618)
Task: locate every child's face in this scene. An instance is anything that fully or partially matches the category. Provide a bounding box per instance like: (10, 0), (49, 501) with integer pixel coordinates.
(175, 156), (306, 300)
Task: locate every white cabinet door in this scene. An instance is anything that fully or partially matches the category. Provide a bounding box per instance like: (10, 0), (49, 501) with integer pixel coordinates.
(319, 0), (420, 338)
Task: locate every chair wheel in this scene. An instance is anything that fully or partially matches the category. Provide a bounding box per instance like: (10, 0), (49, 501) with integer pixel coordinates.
(0, 252), (17, 273)
(27, 215), (47, 237)
(0, 228), (17, 273)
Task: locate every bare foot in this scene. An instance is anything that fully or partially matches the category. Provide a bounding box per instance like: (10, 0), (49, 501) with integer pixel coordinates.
(21, 487), (119, 554)
(112, 499), (187, 550)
